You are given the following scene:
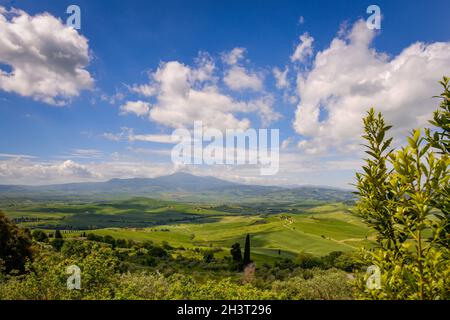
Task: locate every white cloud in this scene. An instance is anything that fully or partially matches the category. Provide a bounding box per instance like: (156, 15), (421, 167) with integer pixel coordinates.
(273, 66), (289, 89)
(54, 149), (103, 159)
(102, 132), (123, 142)
(222, 47), (246, 65)
(298, 16), (305, 25)
(222, 48), (264, 91)
(58, 160), (94, 177)
(0, 7), (93, 105)
(119, 100), (150, 117)
(127, 58), (278, 130)
(294, 20), (450, 154)
(0, 150), (361, 188)
(192, 52), (216, 82)
(291, 32), (314, 63)
(0, 153), (37, 159)
(0, 158), (96, 184)
(101, 92), (125, 105)
(224, 66), (263, 91)
(147, 61), (250, 130)
(128, 133), (176, 144)
(103, 127), (176, 144)
(0, 158), (172, 185)
(281, 137), (294, 150)
(130, 83), (157, 97)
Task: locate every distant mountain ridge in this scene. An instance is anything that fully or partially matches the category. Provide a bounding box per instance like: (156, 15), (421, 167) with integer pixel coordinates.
(0, 172), (354, 204)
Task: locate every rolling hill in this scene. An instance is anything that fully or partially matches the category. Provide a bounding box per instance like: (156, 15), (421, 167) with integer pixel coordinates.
(0, 172), (354, 204)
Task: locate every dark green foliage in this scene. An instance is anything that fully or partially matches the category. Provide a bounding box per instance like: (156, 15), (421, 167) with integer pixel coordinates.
(32, 230), (48, 243)
(0, 211), (33, 274)
(243, 234), (251, 266)
(86, 233), (103, 242)
(54, 229), (63, 239)
(203, 251), (214, 263)
(52, 229), (64, 251)
(144, 256), (157, 267)
(274, 258), (297, 270)
(148, 246), (168, 258)
(115, 238), (127, 248)
(103, 235), (116, 248)
(230, 242), (243, 271)
(161, 241), (173, 250)
(295, 252), (323, 269)
(0, 241), (120, 300)
(51, 238), (64, 251)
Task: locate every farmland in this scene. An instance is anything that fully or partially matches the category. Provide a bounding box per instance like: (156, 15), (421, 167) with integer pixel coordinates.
(1, 197), (371, 264)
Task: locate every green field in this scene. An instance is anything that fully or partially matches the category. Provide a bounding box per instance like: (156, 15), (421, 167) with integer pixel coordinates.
(1, 197), (372, 264)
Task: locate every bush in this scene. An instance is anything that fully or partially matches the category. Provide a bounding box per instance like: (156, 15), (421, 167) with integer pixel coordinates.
(203, 251), (214, 263)
(32, 230), (48, 243)
(51, 238), (64, 251)
(103, 235), (116, 248)
(0, 211), (33, 274)
(148, 246), (168, 258)
(0, 243), (119, 300)
(295, 252), (323, 269)
(115, 272), (169, 299)
(86, 233), (103, 242)
(272, 269), (354, 300)
(355, 79), (449, 299)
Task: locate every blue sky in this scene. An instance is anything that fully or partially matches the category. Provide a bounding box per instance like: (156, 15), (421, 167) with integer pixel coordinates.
(0, 0), (449, 187)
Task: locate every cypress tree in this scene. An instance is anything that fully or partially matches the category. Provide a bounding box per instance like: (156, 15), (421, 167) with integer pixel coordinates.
(54, 229), (63, 239)
(52, 229), (64, 251)
(230, 243), (242, 271)
(243, 234), (251, 266)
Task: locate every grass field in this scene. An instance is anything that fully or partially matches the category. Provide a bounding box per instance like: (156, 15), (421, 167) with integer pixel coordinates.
(1, 198), (372, 264)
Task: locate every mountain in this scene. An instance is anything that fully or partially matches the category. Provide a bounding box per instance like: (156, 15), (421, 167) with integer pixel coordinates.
(0, 172), (354, 204)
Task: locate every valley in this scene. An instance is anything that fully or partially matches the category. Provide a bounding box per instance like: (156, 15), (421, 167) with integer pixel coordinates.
(1, 195), (370, 264)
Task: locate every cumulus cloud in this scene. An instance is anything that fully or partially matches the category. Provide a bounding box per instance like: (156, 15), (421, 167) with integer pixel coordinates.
(294, 20), (450, 154)
(222, 47), (246, 65)
(101, 92), (125, 105)
(119, 100), (150, 117)
(224, 66), (263, 91)
(148, 61), (250, 129)
(58, 160), (93, 177)
(130, 83), (157, 97)
(0, 7), (93, 105)
(0, 158), (96, 184)
(273, 66), (289, 89)
(290, 32), (314, 63)
(0, 157), (178, 185)
(281, 137), (294, 150)
(127, 56), (279, 130)
(222, 48), (264, 91)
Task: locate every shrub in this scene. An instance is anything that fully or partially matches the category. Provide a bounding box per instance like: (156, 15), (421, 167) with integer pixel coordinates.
(0, 243), (119, 300)
(32, 230), (48, 243)
(0, 211), (33, 274)
(272, 269), (353, 300)
(203, 251), (214, 263)
(295, 252), (323, 269)
(354, 78), (450, 299)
